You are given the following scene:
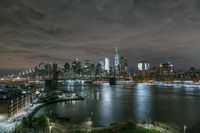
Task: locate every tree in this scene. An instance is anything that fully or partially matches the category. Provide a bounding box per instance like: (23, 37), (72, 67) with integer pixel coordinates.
(33, 116), (49, 133)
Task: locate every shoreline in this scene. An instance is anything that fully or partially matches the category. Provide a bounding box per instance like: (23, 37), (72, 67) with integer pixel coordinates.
(31, 96), (85, 116)
(0, 96), (85, 133)
(67, 121), (177, 133)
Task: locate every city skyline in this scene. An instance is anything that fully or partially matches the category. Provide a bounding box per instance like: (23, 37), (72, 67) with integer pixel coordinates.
(1, 1), (200, 132)
(1, 0), (200, 73)
(1, 51), (200, 76)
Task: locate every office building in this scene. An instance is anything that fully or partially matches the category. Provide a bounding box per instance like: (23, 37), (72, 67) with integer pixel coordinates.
(45, 63), (58, 80)
(138, 61), (150, 80)
(159, 62), (174, 81)
(82, 60), (94, 76)
(114, 47), (120, 70)
(159, 62), (174, 76)
(104, 58), (110, 72)
(138, 61), (150, 71)
(120, 57), (128, 76)
(0, 86), (37, 121)
(100, 58), (110, 73)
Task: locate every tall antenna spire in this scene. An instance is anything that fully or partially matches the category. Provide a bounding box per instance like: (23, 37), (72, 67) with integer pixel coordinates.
(115, 47), (118, 54)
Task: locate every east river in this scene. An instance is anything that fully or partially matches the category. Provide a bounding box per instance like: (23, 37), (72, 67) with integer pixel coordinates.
(34, 82), (200, 133)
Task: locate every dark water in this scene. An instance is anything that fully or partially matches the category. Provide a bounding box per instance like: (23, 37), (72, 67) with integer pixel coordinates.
(35, 82), (200, 133)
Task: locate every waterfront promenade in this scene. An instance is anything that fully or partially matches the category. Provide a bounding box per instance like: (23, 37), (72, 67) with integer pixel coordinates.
(0, 95), (84, 133)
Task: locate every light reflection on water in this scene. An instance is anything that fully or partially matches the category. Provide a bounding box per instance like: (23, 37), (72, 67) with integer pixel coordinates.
(34, 82), (200, 133)
(99, 83), (113, 125)
(135, 83), (152, 122)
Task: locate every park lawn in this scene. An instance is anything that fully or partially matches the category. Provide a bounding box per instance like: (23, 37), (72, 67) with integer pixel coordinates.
(117, 127), (161, 133)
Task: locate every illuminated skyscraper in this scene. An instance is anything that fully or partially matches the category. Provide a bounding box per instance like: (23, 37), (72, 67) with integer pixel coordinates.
(138, 61), (150, 71)
(104, 58), (110, 72)
(138, 61), (150, 80)
(99, 58), (110, 72)
(114, 47), (120, 70)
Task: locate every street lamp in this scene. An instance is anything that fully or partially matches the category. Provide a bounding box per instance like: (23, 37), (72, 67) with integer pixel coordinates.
(47, 117), (52, 133)
(49, 125), (52, 133)
(184, 125), (187, 133)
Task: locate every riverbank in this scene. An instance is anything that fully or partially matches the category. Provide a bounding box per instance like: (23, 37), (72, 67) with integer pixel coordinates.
(31, 95), (85, 116)
(0, 95), (85, 133)
(89, 122), (162, 133)
(14, 118), (176, 133)
(87, 122), (179, 133)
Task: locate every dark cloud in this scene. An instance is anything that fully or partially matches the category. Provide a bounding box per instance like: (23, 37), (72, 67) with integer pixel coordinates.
(0, 0), (200, 74)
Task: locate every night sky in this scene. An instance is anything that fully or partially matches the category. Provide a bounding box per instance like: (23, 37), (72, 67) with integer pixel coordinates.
(1, 0), (200, 74)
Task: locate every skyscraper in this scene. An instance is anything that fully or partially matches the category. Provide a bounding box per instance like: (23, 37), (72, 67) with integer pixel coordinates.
(159, 62), (174, 76)
(159, 62), (174, 81)
(138, 61), (150, 80)
(120, 57), (128, 75)
(99, 58), (110, 72)
(138, 61), (150, 71)
(44, 63), (58, 80)
(114, 47), (120, 70)
(99, 59), (105, 70)
(104, 58), (110, 72)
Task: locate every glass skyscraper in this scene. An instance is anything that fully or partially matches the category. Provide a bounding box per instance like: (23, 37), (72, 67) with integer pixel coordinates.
(114, 47), (120, 70)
